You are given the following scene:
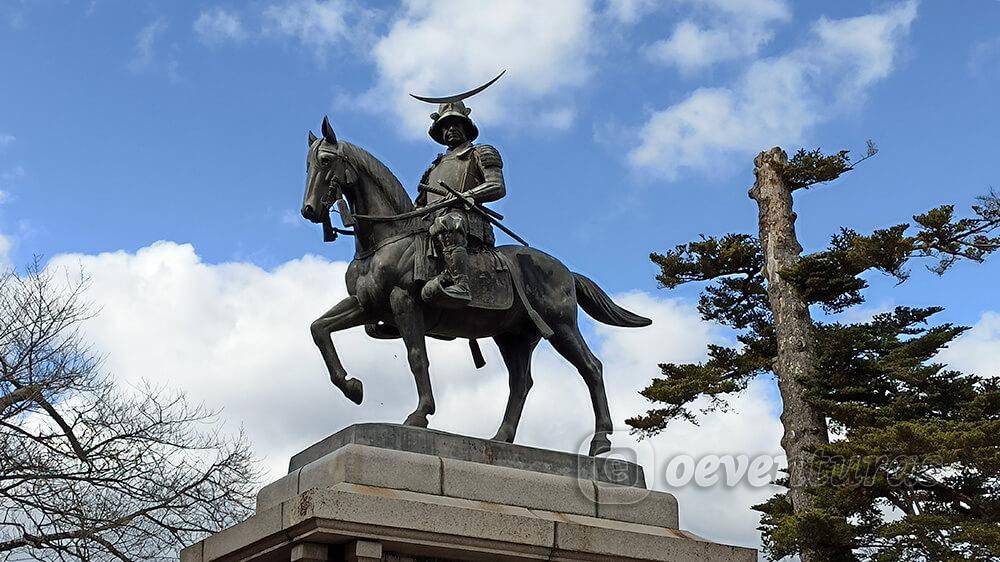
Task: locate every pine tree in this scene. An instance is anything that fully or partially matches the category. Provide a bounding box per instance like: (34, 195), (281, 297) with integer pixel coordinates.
(628, 145), (1000, 561)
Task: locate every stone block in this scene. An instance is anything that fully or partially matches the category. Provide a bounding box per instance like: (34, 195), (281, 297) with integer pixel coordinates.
(344, 539), (383, 562)
(289, 423), (645, 488)
(593, 455), (646, 487)
(291, 542), (330, 562)
(552, 513), (756, 562)
(203, 504), (283, 560)
(255, 467), (300, 511)
(595, 482), (679, 529)
(188, 425), (756, 561)
(179, 541), (203, 562)
(288, 483), (556, 548)
(442, 457), (596, 517)
(299, 443), (441, 496)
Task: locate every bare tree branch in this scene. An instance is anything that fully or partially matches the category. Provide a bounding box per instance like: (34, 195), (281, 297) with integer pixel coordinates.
(0, 262), (259, 561)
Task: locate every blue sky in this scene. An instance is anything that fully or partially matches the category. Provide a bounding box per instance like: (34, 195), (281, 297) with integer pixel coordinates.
(1, 1), (998, 322)
(2, 0), (999, 552)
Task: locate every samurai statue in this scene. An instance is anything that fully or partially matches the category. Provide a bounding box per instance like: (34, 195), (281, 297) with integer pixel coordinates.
(411, 73), (507, 308)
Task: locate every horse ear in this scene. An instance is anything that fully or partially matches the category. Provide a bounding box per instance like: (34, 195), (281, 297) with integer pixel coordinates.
(308, 130), (318, 146)
(321, 116), (337, 145)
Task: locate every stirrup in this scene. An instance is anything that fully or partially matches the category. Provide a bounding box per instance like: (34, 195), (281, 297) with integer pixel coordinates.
(421, 277), (471, 308)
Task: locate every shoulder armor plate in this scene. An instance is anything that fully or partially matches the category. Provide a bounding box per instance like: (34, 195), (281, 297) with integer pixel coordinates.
(474, 144), (503, 169)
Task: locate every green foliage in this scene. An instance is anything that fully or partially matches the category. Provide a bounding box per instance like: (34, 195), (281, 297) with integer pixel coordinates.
(781, 140), (878, 190)
(784, 192), (1000, 312)
(627, 341), (773, 429)
(650, 234), (770, 332)
(635, 146), (1000, 561)
(912, 191), (1000, 274)
(651, 233), (764, 290)
(755, 307), (1000, 560)
(630, 235), (773, 427)
(782, 226), (912, 312)
(757, 495), (858, 562)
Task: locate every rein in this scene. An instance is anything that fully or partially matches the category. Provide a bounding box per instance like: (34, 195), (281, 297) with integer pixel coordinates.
(353, 224), (426, 260)
(321, 172), (463, 230)
(319, 176), (437, 259)
(317, 174), (354, 242)
(351, 196), (458, 222)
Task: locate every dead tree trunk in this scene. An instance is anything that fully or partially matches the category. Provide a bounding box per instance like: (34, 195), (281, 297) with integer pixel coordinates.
(749, 147), (829, 562)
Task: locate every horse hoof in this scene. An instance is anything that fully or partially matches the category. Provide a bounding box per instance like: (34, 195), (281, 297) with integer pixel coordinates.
(403, 412), (429, 427)
(589, 436), (612, 457)
(491, 429), (515, 443)
(343, 378), (364, 405)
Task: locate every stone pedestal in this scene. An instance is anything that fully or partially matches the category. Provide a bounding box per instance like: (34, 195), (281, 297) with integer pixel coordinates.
(180, 423), (756, 562)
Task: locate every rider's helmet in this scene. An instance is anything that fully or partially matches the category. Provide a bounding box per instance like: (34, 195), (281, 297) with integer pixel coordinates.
(411, 71), (505, 146)
(428, 101), (478, 145)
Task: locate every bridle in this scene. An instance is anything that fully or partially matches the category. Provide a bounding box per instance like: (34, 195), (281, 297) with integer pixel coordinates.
(317, 148), (459, 242)
(313, 148), (359, 242)
(312, 149), (455, 255)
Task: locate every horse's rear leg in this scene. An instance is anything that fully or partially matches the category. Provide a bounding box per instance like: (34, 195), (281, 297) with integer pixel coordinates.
(549, 322), (613, 456)
(311, 296), (366, 404)
(492, 333), (540, 443)
(390, 288), (434, 428)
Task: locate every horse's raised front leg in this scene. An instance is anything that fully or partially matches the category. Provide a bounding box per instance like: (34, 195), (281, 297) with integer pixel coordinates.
(389, 287), (434, 427)
(492, 332), (540, 443)
(310, 295), (366, 404)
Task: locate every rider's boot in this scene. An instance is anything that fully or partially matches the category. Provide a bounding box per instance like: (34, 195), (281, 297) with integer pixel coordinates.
(422, 241), (472, 308)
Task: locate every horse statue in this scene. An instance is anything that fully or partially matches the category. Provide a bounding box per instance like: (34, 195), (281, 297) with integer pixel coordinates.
(300, 117), (651, 456)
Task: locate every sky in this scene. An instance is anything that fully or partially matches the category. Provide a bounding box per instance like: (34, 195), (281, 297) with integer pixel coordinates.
(2, 0), (999, 555)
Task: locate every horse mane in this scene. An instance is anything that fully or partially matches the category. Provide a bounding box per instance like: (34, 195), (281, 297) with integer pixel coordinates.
(339, 141), (414, 213)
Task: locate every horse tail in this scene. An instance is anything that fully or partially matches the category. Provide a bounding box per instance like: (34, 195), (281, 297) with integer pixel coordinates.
(573, 273), (652, 328)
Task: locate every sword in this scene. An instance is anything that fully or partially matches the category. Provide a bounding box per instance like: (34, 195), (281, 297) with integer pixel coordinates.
(419, 183), (504, 220)
(437, 180), (530, 247)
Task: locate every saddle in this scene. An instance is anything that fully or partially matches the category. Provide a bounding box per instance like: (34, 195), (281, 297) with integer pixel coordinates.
(413, 234), (513, 310)
(367, 241), (553, 368)
(365, 239), (512, 367)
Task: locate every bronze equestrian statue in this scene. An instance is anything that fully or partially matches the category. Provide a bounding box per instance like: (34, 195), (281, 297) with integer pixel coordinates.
(299, 74), (651, 456)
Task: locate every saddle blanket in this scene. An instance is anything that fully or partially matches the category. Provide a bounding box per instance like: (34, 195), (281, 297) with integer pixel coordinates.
(467, 248), (513, 310)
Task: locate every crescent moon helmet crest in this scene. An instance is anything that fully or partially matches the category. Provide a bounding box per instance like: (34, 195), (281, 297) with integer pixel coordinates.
(408, 70), (506, 104)
(411, 70), (505, 146)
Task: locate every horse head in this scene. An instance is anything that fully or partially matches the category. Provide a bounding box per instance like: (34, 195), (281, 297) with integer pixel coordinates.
(301, 116), (359, 226)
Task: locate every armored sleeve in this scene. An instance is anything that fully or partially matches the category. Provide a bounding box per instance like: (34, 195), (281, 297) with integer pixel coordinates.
(468, 144), (506, 203)
(473, 144), (503, 170)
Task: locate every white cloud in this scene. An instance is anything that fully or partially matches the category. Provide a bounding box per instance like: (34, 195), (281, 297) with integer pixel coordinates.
(969, 37), (1000, 77)
(362, 0), (595, 138)
(830, 299), (896, 324)
(0, 234), (10, 269)
(262, 0), (374, 56)
(937, 311), (1000, 378)
(628, 1), (917, 179)
(605, 0), (658, 24)
(644, 0), (790, 72)
(1, 165), (24, 183)
(0, 188), (10, 268)
(0, 162), (24, 267)
(129, 19), (167, 72)
(0, 133), (14, 149)
(194, 8), (246, 44)
(46, 240), (783, 550)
